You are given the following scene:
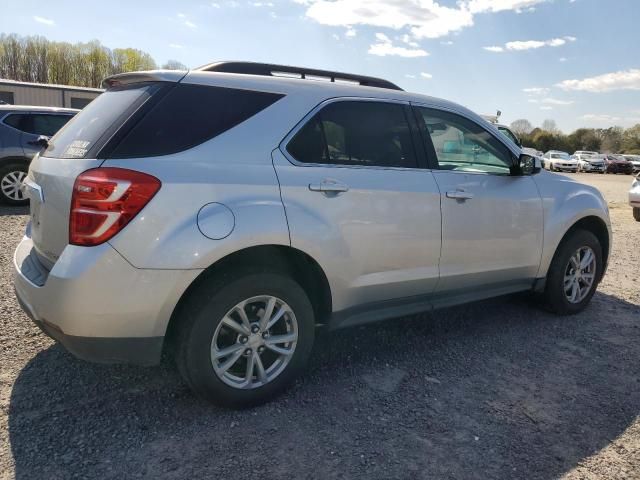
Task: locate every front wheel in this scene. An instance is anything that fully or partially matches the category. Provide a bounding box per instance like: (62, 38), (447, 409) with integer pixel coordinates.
(174, 271), (315, 408)
(634, 207), (640, 222)
(543, 230), (602, 315)
(0, 163), (29, 206)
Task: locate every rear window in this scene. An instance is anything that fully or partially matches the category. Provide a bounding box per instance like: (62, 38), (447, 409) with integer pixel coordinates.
(108, 84), (284, 158)
(44, 83), (158, 159)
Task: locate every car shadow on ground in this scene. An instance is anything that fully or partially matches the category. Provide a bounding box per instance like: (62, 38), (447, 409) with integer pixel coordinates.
(8, 291), (640, 479)
(0, 205), (28, 217)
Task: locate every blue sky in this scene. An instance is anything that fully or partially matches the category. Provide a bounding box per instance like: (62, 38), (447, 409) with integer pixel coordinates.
(2, 0), (639, 132)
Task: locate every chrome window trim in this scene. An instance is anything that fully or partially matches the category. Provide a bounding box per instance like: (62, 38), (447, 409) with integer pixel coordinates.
(278, 96), (430, 172)
(410, 100), (521, 177)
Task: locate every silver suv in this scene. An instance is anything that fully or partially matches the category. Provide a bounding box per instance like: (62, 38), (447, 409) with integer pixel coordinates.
(14, 62), (612, 407)
(0, 105), (78, 205)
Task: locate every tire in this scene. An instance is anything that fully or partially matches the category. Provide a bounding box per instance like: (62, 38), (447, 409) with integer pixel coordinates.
(634, 208), (640, 222)
(174, 269), (315, 408)
(0, 163), (29, 206)
(543, 229), (602, 315)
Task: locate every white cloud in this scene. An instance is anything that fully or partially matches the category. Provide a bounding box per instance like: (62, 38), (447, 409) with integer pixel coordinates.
(251, 1), (275, 6)
(541, 97), (574, 105)
(505, 36), (576, 51)
(484, 46), (504, 52)
(184, 20), (197, 28)
(523, 87), (550, 95)
(33, 16), (55, 25)
(177, 12), (186, 18)
(211, 2), (221, 7)
(559, 57), (567, 62)
(467, 0), (548, 13)
(346, 27), (357, 37)
(420, 72), (433, 79)
(405, 74), (417, 79)
(441, 40), (454, 45)
(557, 69), (640, 92)
(368, 33), (429, 57)
(169, 43), (184, 49)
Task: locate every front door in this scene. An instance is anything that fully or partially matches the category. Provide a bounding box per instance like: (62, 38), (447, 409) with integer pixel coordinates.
(413, 105), (543, 295)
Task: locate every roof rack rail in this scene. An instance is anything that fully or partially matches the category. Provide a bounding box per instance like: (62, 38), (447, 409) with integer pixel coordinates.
(195, 61), (403, 91)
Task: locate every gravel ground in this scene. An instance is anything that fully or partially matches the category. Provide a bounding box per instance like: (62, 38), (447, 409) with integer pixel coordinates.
(1, 172), (638, 479)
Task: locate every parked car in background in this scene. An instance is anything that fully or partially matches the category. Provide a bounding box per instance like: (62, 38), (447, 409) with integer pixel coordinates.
(602, 154), (634, 175)
(574, 150), (599, 159)
(630, 174), (640, 221)
(621, 154), (640, 173)
(576, 154), (605, 173)
(544, 150), (578, 172)
(14, 62), (611, 407)
(0, 105), (78, 205)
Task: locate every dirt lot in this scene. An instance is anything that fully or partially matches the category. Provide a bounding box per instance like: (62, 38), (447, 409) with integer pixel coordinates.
(1, 172), (638, 479)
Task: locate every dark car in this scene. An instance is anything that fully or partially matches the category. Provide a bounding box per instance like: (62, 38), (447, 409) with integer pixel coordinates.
(0, 105), (78, 205)
(600, 154), (634, 175)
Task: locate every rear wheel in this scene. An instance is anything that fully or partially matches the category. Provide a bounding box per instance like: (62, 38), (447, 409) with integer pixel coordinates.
(543, 230), (602, 315)
(634, 207), (640, 222)
(174, 270), (315, 408)
(0, 163), (28, 206)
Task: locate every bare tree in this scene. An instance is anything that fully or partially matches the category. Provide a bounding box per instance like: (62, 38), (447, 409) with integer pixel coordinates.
(541, 119), (560, 134)
(510, 119), (533, 136)
(162, 60), (188, 70)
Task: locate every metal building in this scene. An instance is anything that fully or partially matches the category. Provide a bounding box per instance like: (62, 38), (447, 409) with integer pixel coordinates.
(0, 79), (103, 109)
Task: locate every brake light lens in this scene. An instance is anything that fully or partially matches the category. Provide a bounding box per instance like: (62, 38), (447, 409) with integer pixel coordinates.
(70, 167), (161, 246)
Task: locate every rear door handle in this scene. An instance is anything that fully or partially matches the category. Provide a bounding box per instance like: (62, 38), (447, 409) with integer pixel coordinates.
(309, 180), (349, 194)
(446, 190), (474, 201)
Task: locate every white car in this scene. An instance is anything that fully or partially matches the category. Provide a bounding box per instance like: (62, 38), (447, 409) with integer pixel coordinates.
(630, 174), (640, 221)
(544, 151), (578, 172)
(576, 154), (605, 173)
(622, 155), (640, 173)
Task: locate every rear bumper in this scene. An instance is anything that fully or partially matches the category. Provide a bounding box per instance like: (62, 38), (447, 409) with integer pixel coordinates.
(13, 234), (201, 365)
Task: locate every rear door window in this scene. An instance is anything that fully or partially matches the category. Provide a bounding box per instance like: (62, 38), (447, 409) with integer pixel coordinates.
(29, 114), (74, 136)
(287, 101), (418, 168)
(2, 113), (27, 131)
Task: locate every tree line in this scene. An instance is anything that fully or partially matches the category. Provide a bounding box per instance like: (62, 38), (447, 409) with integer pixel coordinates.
(510, 118), (640, 155)
(0, 34), (187, 88)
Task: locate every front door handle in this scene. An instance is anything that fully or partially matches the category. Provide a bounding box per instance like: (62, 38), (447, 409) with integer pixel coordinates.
(309, 180), (349, 194)
(446, 190), (474, 201)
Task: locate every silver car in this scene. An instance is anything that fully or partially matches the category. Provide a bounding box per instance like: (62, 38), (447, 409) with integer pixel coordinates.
(630, 174), (640, 221)
(13, 62), (612, 407)
(0, 105), (78, 205)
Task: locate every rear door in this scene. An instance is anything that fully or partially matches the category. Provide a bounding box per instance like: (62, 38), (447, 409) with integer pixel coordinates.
(413, 105), (543, 295)
(273, 98), (442, 312)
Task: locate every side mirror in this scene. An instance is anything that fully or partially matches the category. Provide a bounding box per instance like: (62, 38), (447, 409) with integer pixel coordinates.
(27, 135), (50, 149)
(514, 153), (541, 176)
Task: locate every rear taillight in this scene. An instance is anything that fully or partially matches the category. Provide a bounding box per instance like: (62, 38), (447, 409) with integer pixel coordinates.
(70, 167), (161, 246)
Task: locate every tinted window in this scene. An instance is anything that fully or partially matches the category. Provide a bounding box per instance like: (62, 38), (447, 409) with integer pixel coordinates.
(0, 91), (14, 104)
(498, 126), (519, 146)
(109, 84), (284, 158)
(3, 113), (26, 130)
(44, 83), (159, 159)
(287, 101), (417, 168)
(417, 108), (513, 174)
(29, 114), (73, 136)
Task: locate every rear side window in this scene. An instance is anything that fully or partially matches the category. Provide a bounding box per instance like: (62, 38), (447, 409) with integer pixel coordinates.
(44, 83), (159, 159)
(287, 101), (417, 168)
(108, 85), (285, 158)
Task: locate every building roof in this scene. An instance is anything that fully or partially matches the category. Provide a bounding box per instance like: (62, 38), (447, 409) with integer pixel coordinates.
(0, 78), (104, 93)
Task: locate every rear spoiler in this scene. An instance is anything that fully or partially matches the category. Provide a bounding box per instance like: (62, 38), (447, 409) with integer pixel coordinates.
(102, 70), (188, 89)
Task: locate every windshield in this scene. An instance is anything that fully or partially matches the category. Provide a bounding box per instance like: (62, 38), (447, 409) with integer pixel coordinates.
(550, 153), (570, 159)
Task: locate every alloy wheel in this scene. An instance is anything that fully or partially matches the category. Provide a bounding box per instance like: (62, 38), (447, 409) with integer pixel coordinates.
(564, 246), (597, 304)
(1, 170), (26, 201)
(211, 295), (298, 389)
